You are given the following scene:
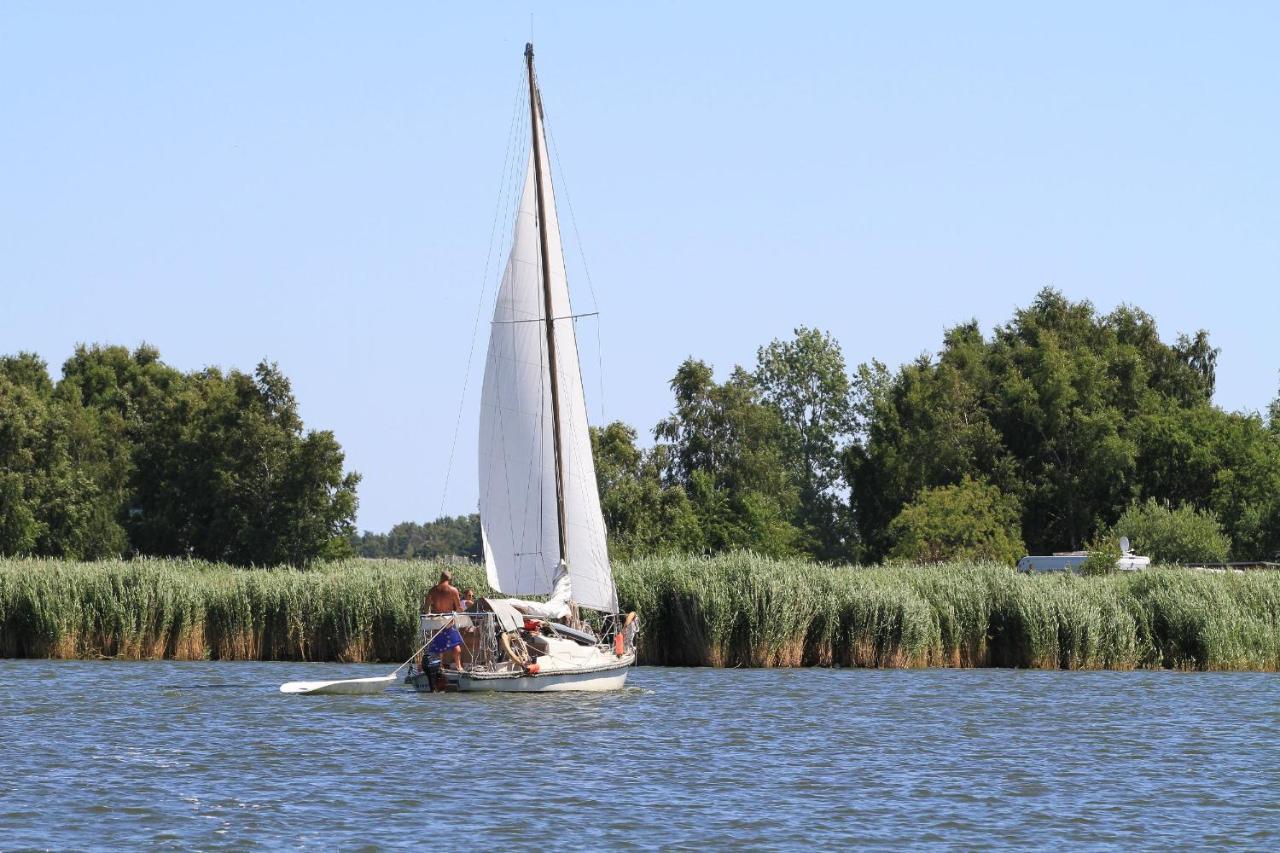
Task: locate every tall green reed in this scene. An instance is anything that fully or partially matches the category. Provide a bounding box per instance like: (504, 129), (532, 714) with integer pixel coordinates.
(2, 555), (1277, 669)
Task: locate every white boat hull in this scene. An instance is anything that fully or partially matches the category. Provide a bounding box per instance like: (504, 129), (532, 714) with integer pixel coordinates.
(447, 658), (632, 692)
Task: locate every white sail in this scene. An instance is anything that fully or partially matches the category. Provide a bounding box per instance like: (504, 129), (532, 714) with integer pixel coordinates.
(477, 107), (616, 613)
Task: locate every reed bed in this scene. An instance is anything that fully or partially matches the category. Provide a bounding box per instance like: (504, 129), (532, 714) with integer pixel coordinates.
(2, 555), (1278, 670)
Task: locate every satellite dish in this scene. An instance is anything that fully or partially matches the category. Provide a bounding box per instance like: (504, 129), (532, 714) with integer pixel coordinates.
(1119, 536), (1131, 554)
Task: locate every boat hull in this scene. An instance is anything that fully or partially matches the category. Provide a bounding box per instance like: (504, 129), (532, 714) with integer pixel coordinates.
(437, 652), (634, 693)
(450, 665), (629, 693)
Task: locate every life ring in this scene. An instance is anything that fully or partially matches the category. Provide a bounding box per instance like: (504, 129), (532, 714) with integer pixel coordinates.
(500, 631), (531, 667)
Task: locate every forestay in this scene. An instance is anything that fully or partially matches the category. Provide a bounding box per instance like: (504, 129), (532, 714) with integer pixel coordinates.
(476, 108), (616, 613)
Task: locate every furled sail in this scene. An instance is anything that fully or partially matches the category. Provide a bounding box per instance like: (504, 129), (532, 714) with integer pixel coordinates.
(476, 110), (616, 613)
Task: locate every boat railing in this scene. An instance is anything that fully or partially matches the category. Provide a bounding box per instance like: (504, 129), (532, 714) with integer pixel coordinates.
(418, 609), (636, 668)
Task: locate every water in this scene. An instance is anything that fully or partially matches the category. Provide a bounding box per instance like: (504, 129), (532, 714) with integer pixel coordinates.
(1, 662), (1277, 850)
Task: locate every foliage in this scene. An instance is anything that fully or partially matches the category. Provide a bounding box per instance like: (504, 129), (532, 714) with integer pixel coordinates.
(590, 423), (702, 559)
(1111, 499), (1231, 564)
(847, 289), (1280, 561)
(0, 352), (130, 559)
(886, 477), (1025, 565)
(754, 327), (855, 558)
(5, 556), (1280, 672)
(653, 359), (801, 555)
(9, 289), (1280, 568)
(0, 346), (359, 566)
(351, 514), (482, 561)
(1080, 531), (1123, 576)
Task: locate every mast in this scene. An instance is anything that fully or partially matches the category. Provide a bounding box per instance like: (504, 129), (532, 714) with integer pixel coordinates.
(525, 42), (570, 568)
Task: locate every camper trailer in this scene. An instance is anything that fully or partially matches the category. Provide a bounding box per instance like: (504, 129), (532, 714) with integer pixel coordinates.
(1017, 538), (1151, 573)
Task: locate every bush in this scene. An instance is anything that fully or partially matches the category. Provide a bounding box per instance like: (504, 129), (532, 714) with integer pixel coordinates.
(887, 477), (1025, 565)
(1113, 499), (1231, 564)
(1080, 531), (1122, 576)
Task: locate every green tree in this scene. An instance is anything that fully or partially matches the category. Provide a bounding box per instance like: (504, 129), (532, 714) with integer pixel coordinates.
(130, 361), (359, 566)
(0, 360), (49, 554)
(886, 477), (1025, 564)
(590, 422), (702, 559)
(59, 343), (184, 428)
(850, 289), (1234, 560)
(2, 345), (361, 564)
(848, 324), (1014, 560)
(352, 514), (482, 560)
(1268, 378), (1280, 434)
(36, 385), (129, 559)
(984, 293), (1140, 551)
(1111, 499), (1230, 564)
(655, 359), (800, 556)
(0, 354), (128, 559)
(754, 327), (855, 559)
(0, 352), (54, 395)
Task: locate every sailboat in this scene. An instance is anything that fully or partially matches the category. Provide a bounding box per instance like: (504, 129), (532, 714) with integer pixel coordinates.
(413, 43), (636, 693)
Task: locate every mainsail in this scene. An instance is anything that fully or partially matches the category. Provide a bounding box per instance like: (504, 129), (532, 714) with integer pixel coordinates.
(476, 72), (616, 613)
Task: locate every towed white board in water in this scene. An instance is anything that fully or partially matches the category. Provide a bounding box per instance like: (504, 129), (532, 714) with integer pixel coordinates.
(279, 673), (398, 695)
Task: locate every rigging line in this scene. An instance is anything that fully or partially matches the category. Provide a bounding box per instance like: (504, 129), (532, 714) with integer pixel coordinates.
(439, 64), (528, 521)
(544, 115), (608, 424)
(491, 312), (599, 325)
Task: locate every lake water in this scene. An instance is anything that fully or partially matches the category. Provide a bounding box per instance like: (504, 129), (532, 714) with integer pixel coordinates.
(1, 662), (1277, 849)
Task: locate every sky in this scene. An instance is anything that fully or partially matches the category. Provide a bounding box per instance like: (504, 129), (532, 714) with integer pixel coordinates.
(2, 2), (1278, 532)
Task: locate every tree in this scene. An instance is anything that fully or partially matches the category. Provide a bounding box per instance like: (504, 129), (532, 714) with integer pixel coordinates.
(984, 292), (1140, 551)
(1270, 385), (1280, 435)
(58, 343), (183, 429)
(351, 514), (482, 560)
(0, 352), (54, 396)
(849, 289), (1238, 560)
(754, 327), (855, 559)
(590, 422), (702, 559)
(0, 361), (48, 554)
(35, 385), (129, 559)
(129, 361), (360, 566)
(886, 477), (1025, 565)
(1111, 499), (1230, 564)
(847, 324), (1013, 560)
(655, 360), (800, 556)
(0, 354), (129, 559)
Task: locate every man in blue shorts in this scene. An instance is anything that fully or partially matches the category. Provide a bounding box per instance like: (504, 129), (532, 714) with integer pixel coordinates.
(425, 571), (464, 670)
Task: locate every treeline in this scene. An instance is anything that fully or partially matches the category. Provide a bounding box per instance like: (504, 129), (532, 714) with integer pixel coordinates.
(349, 514), (480, 561)
(592, 289), (1280, 563)
(0, 345), (359, 565)
(375, 288), (1280, 565)
(8, 290), (1280, 568)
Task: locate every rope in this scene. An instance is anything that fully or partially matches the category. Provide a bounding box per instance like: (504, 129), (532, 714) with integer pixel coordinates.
(437, 64), (530, 520)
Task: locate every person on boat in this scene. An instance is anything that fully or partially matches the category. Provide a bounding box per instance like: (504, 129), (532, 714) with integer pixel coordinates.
(424, 572), (464, 670)
(424, 571), (462, 613)
(460, 588), (476, 611)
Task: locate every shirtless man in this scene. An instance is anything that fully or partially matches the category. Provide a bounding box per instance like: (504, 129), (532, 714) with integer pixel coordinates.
(424, 571), (464, 670)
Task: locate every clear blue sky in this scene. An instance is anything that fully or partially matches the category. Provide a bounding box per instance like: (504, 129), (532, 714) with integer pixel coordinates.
(3, 2), (1277, 532)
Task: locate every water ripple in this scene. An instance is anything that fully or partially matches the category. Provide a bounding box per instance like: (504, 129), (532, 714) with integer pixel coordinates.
(0, 662), (1277, 849)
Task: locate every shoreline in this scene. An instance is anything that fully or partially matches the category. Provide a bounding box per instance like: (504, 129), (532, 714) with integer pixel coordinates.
(2, 555), (1278, 671)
